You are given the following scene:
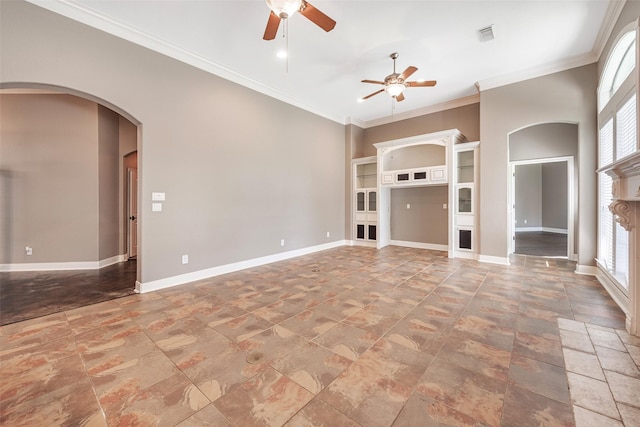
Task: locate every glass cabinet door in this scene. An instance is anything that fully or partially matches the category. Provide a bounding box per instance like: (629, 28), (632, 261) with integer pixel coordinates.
(368, 191), (377, 212)
(356, 191), (365, 212)
(458, 187), (472, 213)
(457, 150), (474, 183)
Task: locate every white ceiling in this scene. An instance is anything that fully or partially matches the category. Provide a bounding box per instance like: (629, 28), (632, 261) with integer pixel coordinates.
(26, 0), (622, 126)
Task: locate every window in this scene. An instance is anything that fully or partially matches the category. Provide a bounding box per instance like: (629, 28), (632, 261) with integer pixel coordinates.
(597, 26), (637, 292)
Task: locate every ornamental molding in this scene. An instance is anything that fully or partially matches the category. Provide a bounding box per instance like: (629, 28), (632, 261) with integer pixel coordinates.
(609, 200), (634, 231)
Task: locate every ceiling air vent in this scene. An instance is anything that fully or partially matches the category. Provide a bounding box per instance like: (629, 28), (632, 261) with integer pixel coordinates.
(478, 25), (495, 42)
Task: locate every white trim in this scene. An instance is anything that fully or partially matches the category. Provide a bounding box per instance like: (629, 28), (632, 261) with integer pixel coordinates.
(136, 240), (347, 293)
(515, 227), (568, 234)
(361, 95), (479, 129)
(24, 0), (345, 125)
(389, 240), (448, 252)
(509, 155), (575, 259)
(455, 251), (478, 261)
(478, 254), (511, 266)
(0, 254), (128, 272)
(476, 52), (597, 92)
(595, 262), (630, 315)
(575, 264), (598, 276)
(593, 0), (628, 61)
(352, 240), (377, 248)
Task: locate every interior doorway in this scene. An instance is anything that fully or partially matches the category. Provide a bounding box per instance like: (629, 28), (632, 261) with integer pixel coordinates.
(125, 152), (138, 259)
(510, 157), (574, 258)
(0, 88), (140, 324)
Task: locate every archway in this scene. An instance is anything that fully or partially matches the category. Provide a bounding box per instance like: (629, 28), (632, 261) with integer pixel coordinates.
(0, 83), (141, 324)
(507, 122), (579, 260)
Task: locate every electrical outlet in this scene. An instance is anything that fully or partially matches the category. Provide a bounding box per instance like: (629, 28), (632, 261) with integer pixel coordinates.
(524, 219), (528, 224)
(406, 203), (411, 209)
(182, 254), (189, 264)
(25, 246), (33, 256)
(326, 231), (330, 238)
(280, 239), (285, 247)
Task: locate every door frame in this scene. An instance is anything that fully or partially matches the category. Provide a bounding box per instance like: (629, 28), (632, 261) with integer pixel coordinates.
(509, 156), (575, 259)
(126, 167), (138, 259)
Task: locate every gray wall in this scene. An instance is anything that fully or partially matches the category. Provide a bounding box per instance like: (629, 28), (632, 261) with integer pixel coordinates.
(0, 94), (129, 265)
(390, 186), (448, 245)
(348, 103), (479, 244)
(98, 105), (120, 260)
(1, 1), (345, 283)
(542, 162), (568, 230)
(480, 65), (597, 265)
(515, 164), (542, 228)
(0, 94), (100, 263)
(362, 103), (480, 152)
(510, 122), (576, 238)
(515, 162), (568, 231)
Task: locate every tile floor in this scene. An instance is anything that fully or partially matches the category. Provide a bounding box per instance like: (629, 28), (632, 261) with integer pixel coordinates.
(1, 246), (638, 426)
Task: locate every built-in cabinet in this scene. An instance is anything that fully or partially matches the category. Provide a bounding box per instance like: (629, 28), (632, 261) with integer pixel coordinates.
(351, 129), (480, 259)
(353, 157), (377, 245)
(454, 142), (479, 257)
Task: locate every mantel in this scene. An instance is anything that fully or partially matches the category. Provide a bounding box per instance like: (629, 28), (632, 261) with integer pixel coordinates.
(598, 150), (640, 201)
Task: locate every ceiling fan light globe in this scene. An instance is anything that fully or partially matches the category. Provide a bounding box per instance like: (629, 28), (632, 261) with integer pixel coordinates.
(385, 83), (405, 97)
(266, 0), (302, 19)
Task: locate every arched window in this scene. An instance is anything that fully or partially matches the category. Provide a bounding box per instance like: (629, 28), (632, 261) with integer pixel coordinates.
(599, 31), (636, 110)
(597, 23), (638, 292)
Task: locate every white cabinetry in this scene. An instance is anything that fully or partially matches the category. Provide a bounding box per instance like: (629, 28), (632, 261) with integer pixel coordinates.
(454, 142), (479, 257)
(353, 157), (377, 245)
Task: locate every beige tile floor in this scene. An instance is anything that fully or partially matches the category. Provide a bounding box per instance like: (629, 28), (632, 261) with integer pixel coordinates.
(1, 246), (638, 426)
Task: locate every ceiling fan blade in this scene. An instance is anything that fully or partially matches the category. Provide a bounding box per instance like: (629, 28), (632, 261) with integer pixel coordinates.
(406, 80), (437, 87)
(399, 66), (418, 81)
(396, 93), (405, 102)
(263, 11), (281, 40)
(361, 79), (386, 85)
(362, 89), (385, 100)
(299, 1), (336, 32)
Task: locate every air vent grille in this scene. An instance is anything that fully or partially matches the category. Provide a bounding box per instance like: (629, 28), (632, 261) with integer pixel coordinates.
(478, 25), (495, 42)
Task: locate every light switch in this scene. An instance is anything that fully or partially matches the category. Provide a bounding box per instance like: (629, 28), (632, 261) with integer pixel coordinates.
(152, 202), (162, 212)
(406, 203), (411, 209)
(152, 192), (166, 201)
(443, 204), (447, 209)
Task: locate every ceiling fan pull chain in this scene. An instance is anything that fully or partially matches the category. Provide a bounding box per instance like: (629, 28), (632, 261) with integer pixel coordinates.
(285, 19), (289, 73)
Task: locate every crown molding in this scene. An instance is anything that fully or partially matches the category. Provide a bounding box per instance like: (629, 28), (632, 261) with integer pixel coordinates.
(25, 0), (345, 124)
(476, 52), (598, 92)
(361, 94), (480, 129)
(476, 0), (626, 93)
(593, 0), (627, 61)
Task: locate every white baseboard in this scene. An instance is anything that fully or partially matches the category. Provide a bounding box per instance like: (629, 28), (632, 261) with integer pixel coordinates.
(389, 240), (448, 252)
(515, 227), (568, 234)
(478, 254), (511, 265)
(575, 264), (598, 276)
(594, 261), (629, 316)
(137, 240), (347, 293)
(0, 254), (128, 272)
(351, 240), (378, 248)
(454, 251), (477, 260)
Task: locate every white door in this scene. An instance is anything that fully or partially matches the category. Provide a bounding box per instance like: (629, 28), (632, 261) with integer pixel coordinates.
(127, 168), (138, 258)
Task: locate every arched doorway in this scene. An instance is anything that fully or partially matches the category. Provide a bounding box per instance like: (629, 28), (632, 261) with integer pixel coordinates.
(507, 122), (579, 260)
(0, 84), (141, 324)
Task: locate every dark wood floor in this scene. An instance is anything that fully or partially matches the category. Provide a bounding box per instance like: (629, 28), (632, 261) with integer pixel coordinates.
(515, 231), (567, 257)
(0, 260), (136, 325)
